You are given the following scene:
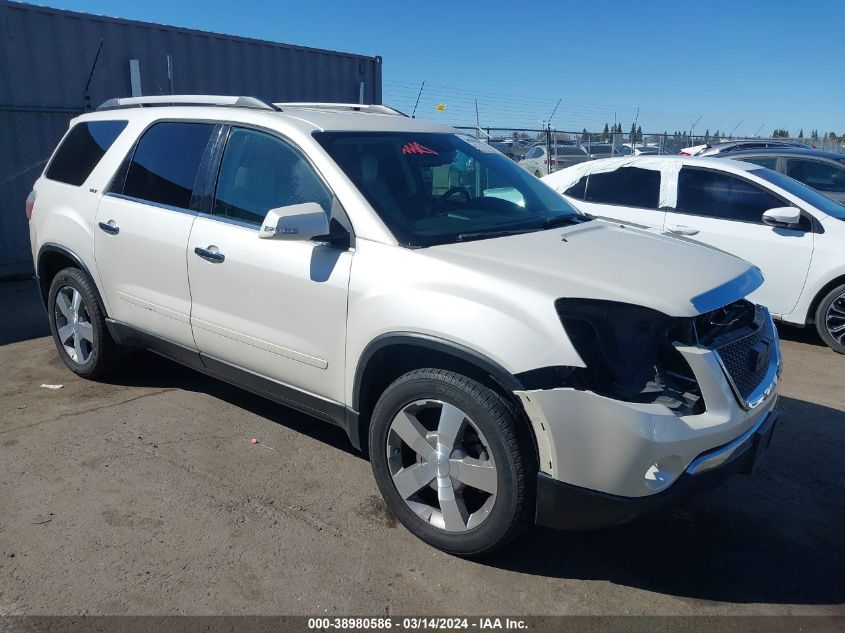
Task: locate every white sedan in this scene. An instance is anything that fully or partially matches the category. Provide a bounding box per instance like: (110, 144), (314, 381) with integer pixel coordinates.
(544, 156), (845, 352)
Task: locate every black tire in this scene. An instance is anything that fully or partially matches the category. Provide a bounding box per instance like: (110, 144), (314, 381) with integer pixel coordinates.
(47, 267), (117, 378)
(815, 283), (845, 354)
(369, 369), (535, 557)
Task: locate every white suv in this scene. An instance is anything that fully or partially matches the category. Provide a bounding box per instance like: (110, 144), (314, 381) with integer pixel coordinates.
(28, 96), (781, 556)
(544, 156), (845, 352)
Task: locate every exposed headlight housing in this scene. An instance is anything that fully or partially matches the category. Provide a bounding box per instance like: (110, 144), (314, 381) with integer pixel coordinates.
(554, 298), (704, 415)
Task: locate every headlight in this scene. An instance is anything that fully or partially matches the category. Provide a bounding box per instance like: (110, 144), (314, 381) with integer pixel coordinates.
(555, 298), (704, 415)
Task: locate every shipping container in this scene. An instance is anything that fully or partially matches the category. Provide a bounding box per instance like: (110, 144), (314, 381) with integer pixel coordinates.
(0, 0), (383, 275)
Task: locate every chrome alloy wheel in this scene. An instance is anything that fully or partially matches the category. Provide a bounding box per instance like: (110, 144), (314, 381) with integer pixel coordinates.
(825, 291), (845, 346)
(386, 399), (497, 533)
(54, 285), (94, 364)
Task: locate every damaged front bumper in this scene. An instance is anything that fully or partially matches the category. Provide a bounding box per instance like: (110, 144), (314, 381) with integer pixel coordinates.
(516, 335), (781, 530)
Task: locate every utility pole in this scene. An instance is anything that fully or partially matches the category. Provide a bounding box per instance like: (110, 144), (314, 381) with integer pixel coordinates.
(411, 81), (425, 119)
(729, 121), (743, 139)
(690, 115), (702, 141)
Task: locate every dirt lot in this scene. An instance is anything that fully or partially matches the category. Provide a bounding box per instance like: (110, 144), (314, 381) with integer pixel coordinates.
(0, 278), (843, 616)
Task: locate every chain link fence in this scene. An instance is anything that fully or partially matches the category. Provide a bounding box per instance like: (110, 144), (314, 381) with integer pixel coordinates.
(454, 125), (845, 174)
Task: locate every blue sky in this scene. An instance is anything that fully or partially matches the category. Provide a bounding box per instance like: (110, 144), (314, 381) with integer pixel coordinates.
(29, 0), (844, 136)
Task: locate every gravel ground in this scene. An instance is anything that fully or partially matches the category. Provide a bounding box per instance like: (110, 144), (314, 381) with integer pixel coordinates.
(0, 279), (843, 616)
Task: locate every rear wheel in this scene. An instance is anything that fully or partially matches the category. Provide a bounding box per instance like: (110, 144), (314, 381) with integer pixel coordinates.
(815, 283), (845, 353)
(534, 169), (543, 178)
(369, 369), (534, 557)
(47, 267), (117, 378)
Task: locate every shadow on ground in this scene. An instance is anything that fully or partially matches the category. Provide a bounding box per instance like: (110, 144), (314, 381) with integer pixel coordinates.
(109, 350), (845, 606)
(491, 394), (845, 606)
(1, 278), (49, 345)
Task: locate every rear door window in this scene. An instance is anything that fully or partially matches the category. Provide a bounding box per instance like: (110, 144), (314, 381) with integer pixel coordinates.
(584, 167), (661, 208)
(45, 120), (127, 186)
(675, 167), (783, 223)
(122, 122), (215, 209)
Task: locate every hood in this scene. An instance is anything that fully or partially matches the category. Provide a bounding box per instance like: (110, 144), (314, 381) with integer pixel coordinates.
(425, 220), (761, 318)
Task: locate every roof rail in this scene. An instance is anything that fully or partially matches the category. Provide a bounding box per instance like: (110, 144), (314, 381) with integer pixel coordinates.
(273, 102), (407, 116)
(97, 95), (279, 111)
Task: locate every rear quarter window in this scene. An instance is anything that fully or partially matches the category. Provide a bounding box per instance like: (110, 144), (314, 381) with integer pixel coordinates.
(45, 120), (128, 186)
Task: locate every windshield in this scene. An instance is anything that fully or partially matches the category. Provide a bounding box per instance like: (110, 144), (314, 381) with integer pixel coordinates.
(750, 168), (845, 219)
(315, 131), (583, 246)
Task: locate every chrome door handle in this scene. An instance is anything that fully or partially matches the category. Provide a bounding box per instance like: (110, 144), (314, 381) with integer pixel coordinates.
(194, 246), (225, 263)
(666, 224), (699, 236)
(98, 221), (119, 235)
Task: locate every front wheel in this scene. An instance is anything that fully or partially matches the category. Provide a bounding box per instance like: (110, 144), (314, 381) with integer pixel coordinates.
(815, 283), (845, 353)
(369, 369), (535, 557)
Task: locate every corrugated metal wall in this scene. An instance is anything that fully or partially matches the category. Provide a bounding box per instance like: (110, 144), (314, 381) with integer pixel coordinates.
(0, 0), (383, 276)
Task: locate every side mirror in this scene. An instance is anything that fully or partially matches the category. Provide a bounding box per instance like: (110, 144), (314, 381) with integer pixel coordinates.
(762, 206), (801, 228)
(259, 202), (330, 241)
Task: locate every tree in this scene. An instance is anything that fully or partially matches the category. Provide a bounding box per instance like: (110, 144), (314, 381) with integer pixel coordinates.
(581, 128), (589, 141)
(811, 129), (819, 140)
(602, 123), (610, 141)
(772, 128), (790, 138)
(630, 122), (637, 142)
(636, 125), (643, 143)
(704, 128), (710, 143)
(829, 131), (838, 141)
(798, 129), (804, 138)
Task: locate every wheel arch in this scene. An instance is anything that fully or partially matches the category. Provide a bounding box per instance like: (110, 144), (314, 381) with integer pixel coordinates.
(37, 244), (108, 317)
(350, 333), (535, 455)
(807, 273), (845, 325)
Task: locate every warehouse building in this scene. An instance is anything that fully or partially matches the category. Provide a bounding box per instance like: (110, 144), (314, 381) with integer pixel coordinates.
(0, 1), (383, 276)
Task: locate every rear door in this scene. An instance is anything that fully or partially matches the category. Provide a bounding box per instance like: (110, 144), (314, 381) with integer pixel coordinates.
(573, 166), (666, 229)
(186, 125), (352, 403)
(666, 166), (814, 316)
(94, 121), (217, 347)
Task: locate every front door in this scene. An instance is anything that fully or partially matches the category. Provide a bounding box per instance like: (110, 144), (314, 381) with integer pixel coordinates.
(94, 121), (216, 347)
(667, 166), (814, 316)
(186, 126), (352, 403)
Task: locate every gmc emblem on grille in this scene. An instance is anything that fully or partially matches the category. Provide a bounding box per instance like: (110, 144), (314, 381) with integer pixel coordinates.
(749, 341), (768, 374)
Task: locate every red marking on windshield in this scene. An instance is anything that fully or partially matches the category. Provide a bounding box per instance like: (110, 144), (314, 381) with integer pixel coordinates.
(402, 142), (438, 155)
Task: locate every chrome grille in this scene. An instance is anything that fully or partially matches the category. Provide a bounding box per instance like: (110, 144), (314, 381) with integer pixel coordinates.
(713, 308), (778, 407)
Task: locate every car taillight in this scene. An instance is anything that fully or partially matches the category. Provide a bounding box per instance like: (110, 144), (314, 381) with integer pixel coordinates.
(25, 191), (36, 220)
(545, 158), (557, 165)
(679, 151), (691, 156)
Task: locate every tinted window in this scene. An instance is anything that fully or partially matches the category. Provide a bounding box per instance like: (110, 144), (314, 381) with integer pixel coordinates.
(588, 145), (613, 155)
(564, 176), (587, 200)
(786, 159), (845, 193)
(213, 127), (331, 225)
(45, 120), (127, 185)
(676, 168), (783, 222)
(123, 122), (215, 209)
(585, 167), (661, 208)
(740, 156), (778, 170)
(527, 147), (543, 159)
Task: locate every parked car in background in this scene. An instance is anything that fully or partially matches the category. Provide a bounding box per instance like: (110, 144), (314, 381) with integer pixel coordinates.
(721, 147), (845, 203)
(544, 156), (845, 352)
(520, 144), (588, 176)
(682, 139), (807, 157)
(489, 140), (517, 161)
(29, 96), (781, 556)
